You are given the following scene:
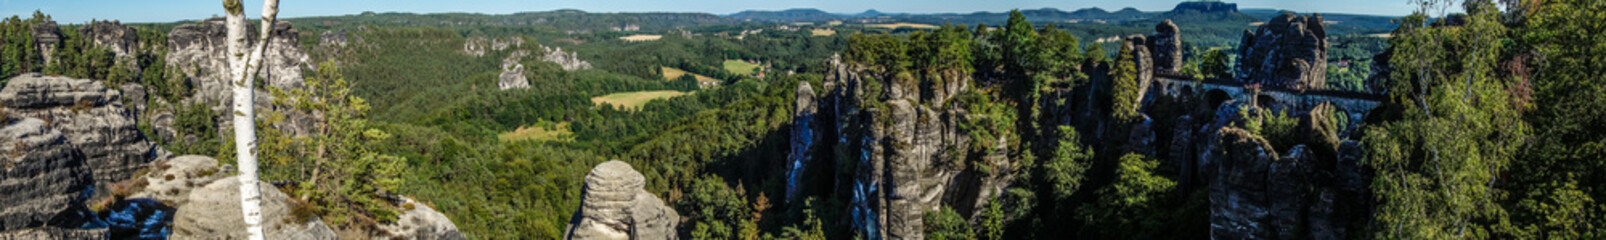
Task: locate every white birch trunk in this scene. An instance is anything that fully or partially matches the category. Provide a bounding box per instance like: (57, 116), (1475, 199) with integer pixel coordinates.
(225, 0), (279, 239)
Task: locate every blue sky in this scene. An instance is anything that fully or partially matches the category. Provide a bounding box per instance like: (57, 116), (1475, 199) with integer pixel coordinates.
(2, 0), (1415, 24)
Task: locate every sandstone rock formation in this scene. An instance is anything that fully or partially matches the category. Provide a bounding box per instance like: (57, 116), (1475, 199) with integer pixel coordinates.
(784, 81), (818, 202)
(1236, 13), (1328, 91)
(0, 73), (158, 186)
(499, 50), (531, 90)
(541, 46), (592, 71)
(1149, 20), (1183, 74)
(0, 117), (92, 231)
(0, 227), (107, 240)
(76, 21), (139, 60)
(171, 174), (338, 240)
(808, 53), (1016, 240)
(30, 21), (61, 65)
(564, 160), (679, 240)
(374, 197), (466, 240)
(127, 155), (224, 206)
(166, 18), (309, 105)
(1125, 35), (1157, 107)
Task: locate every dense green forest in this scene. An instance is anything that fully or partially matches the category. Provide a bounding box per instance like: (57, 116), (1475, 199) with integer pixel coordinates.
(2, 0), (1602, 238)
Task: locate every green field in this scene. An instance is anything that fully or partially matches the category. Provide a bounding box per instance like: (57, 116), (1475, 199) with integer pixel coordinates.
(661, 66), (720, 84)
(590, 90), (691, 110)
(498, 121), (574, 142)
(723, 59), (761, 75)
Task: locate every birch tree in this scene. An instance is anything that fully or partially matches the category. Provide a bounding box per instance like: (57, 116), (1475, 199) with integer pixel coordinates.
(223, 0), (279, 239)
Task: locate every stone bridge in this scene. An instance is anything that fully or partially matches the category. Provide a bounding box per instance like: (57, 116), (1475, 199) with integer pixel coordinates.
(1145, 73), (1385, 123)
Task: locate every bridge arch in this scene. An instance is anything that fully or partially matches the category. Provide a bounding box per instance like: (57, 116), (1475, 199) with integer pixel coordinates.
(1205, 89), (1232, 110)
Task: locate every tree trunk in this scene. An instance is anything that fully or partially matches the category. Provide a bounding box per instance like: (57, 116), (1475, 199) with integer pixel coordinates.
(224, 0), (279, 239)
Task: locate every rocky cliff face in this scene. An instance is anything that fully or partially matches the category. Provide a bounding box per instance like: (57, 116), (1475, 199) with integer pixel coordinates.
(1149, 20), (1183, 74)
(0, 73), (159, 186)
(166, 18), (309, 105)
(76, 21), (139, 61)
(1236, 13), (1328, 91)
(541, 46), (593, 71)
(0, 117), (92, 231)
(29, 21), (61, 65)
(499, 50), (532, 90)
(800, 54), (1011, 239)
(565, 160), (679, 240)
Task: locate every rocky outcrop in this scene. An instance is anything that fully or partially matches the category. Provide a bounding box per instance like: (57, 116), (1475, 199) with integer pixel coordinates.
(1125, 35), (1157, 107)
(1207, 127), (1282, 239)
(0, 117), (92, 231)
(810, 53), (1010, 240)
(499, 50), (531, 90)
(126, 155), (224, 206)
(0, 73), (157, 186)
(170, 174), (338, 240)
(0, 227), (107, 239)
(375, 197), (466, 240)
(564, 160), (679, 240)
(76, 21), (139, 60)
(462, 37), (523, 57)
(30, 21), (61, 65)
(1149, 20), (1182, 74)
(166, 18), (309, 105)
(542, 46), (592, 71)
(1236, 13), (1328, 91)
(784, 82), (818, 202)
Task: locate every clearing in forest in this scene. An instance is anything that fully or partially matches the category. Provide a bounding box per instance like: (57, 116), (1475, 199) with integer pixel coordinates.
(661, 66), (720, 83)
(619, 34), (663, 42)
(865, 22), (938, 29)
(591, 90), (691, 110)
(499, 121), (575, 142)
(811, 29), (836, 36)
(723, 59), (761, 75)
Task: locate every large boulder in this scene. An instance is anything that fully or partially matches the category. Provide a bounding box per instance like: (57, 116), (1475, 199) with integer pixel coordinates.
(1236, 13), (1328, 91)
(564, 161), (679, 240)
(170, 175), (336, 240)
(374, 197), (465, 240)
(0, 73), (157, 187)
(0, 118), (92, 231)
(127, 155), (225, 206)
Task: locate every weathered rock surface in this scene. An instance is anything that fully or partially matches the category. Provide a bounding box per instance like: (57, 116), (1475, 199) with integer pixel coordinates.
(541, 46), (592, 71)
(0, 227), (107, 240)
(813, 53), (1008, 240)
(0, 73), (157, 186)
(166, 18), (308, 105)
(171, 174), (337, 240)
(784, 81), (818, 202)
(127, 155), (224, 206)
(1207, 127), (1281, 239)
(374, 197), (466, 240)
(1236, 13), (1328, 91)
(0, 118), (91, 231)
(1149, 20), (1183, 74)
(30, 21), (61, 65)
(499, 50), (531, 90)
(564, 160), (679, 240)
(76, 20), (139, 60)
